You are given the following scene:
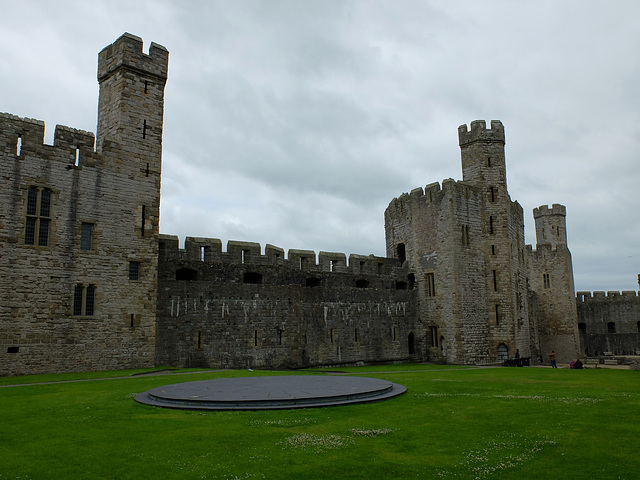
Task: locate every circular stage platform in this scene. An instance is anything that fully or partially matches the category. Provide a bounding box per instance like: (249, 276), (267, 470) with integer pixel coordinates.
(135, 375), (406, 411)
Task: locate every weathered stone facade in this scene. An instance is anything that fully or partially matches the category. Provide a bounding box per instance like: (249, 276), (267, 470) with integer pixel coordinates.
(576, 291), (640, 357)
(0, 33), (167, 375)
(1, 34), (585, 376)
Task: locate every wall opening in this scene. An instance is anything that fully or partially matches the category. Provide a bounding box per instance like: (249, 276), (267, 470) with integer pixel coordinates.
(497, 343), (508, 361)
(408, 332), (415, 354)
(578, 323), (586, 334)
(408, 273), (415, 290)
(397, 243), (406, 264)
(426, 272), (435, 296)
(243, 272), (262, 284)
(492, 270), (498, 291)
(16, 135), (22, 156)
(543, 273), (551, 289)
(75, 148), (80, 167)
(176, 268), (198, 281)
(430, 326), (438, 347)
(607, 322), (616, 334)
(355, 279), (369, 288)
(7, 346), (19, 354)
(395, 281), (407, 290)
(306, 277), (321, 288)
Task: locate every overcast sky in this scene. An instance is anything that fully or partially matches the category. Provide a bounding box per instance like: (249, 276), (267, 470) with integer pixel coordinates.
(1, 0), (639, 292)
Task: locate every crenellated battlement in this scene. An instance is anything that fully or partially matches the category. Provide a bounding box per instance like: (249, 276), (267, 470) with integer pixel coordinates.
(458, 120), (504, 146)
(98, 32), (168, 83)
(533, 204), (566, 218)
(159, 235), (403, 275)
(577, 290), (639, 302)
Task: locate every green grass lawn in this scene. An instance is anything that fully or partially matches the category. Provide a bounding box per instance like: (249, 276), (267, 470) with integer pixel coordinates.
(1, 365), (638, 479)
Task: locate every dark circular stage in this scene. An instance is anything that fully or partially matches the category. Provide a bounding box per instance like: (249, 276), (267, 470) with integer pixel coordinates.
(135, 375), (406, 411)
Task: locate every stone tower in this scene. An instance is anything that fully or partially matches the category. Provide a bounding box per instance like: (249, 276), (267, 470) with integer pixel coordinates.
(0, 33), (168, 376)
(527, 204), (580, 362)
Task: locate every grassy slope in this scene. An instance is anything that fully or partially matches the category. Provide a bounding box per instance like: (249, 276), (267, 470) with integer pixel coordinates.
(0, 366), (638, 480)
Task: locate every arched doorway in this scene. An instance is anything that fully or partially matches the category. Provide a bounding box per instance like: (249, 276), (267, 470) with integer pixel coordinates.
(497, 343), (509, 361)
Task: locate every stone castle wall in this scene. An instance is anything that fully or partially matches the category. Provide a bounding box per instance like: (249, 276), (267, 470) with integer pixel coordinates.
(156, 236), (417, 369)
(576, 290), (640, 356)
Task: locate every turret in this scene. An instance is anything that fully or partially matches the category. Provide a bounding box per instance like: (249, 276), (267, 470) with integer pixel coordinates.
(533, 204), (567, 249)
(459, 120), (507, 192)
(96, 32), (168, 169)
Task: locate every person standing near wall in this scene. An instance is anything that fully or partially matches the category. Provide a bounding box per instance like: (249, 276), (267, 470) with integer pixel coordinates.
(547, 350), (558, 368)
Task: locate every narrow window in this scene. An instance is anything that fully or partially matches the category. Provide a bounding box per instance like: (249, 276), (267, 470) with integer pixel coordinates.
(141, 205), (145, 236)
(543, 273), (551, 289)
(197, 331), (202, 349)
(487, 157), (492, 167)
(145, 163), (150, 177)
(489, 216), (494, 235)
(330, 328), (334, 343)
(461, 224), (469, 246)
(408, 332), (415, 354)
(489, 186), (496, 202)
(73, 284), (84, 316)
(299, 256), (307, 269)
(491, 245), (496, 256)
(144, 80), (149, 94)
(142, 120), (147, 139)
(330, 260), (336, 272)
(607, 322), (616, 334)
(278, 329), (283, 346)
(16, 135), (22, 156)
(637, 321), (640, 333)
(408, 273), (415, 290)
(354, 327), (358, 343)
(85, 285), (95, 316)
(74, 148), (80, 167)
(377, 263), (383, 274)
(130, 314), (135, 328)
(397, 243), (406, 264)
(129, 262), (140, 281)
(492, 270), (498, 291)
(359, 261), (365, 273)
(25, 187), (52, 246)
(426, 272), (436, 297)
(495, 304), (500, 325)
(578, 323), (586, 334)
(393, 326), (397, 341)
(80, 223), (93, 250)
(254, 330), (258, 347)
(430, 326), (438, 347)
(242, 249), (249, 264)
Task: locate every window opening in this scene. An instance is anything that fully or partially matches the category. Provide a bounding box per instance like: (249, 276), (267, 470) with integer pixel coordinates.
(397, 243), (406, 264)
(495, 304), (500, 325)
(243, 272), (262, 284)
(25, 187), (52, 246)
(426, 272), (436, 297)
(395, 281), (407, 290)
(197, 331), (202, 349)
(489, 186), (496, 202)
(278, 329), (283, 346)
(359, 261), (365, 273)
(141, 205), (145, 236)
(144, 80), (149, 93)
(408, 273), (415, 290)
(377, 262), (383, 274)
(408, 332), (415, 354)
(491, 245), (496, 255)
(254, 330), (258, 347)
(354, 327), (358, 343)
(487, 157), (492, 167)
(543, 273), (550, 289)
(305, 277), (321, 288)
(430, 326), (438, 347)
(145, 163), (149, 177)
(607, 322), (616, 334)
(330, 329), (334, 343)
(73, 284), (95, 316)
(355, 279), (369, 288)
(130, 314), (135, 328)
(129, 262), (140, 281)
(461, 224), (469, 246)
(74, 148), (80, 167)
(299, 256), (307, 269)
(393, 326), (397, 341)
(489, 216), (494, 234)
(16, 135), (22, 156)
(578, 323), (586, 334)
(492, 270), (498, 291)
(242, 249), (249, 264)
(176, 268), (198, 281)
(80, 223), (93, 250)
(142, 120), (147, 139)
(7, 346), (19, 354)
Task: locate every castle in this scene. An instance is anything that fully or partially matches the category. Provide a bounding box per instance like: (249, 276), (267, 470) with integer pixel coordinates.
(1, 34), (637, 377)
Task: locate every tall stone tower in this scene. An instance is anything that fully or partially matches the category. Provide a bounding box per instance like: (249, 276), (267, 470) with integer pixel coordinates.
(0, 33), (169, 376)
(458, 120), (530, 361)
(527, 204), (580, 362)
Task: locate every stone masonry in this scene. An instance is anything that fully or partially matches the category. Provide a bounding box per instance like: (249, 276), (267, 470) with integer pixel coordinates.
(1, 34), (586, 376)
